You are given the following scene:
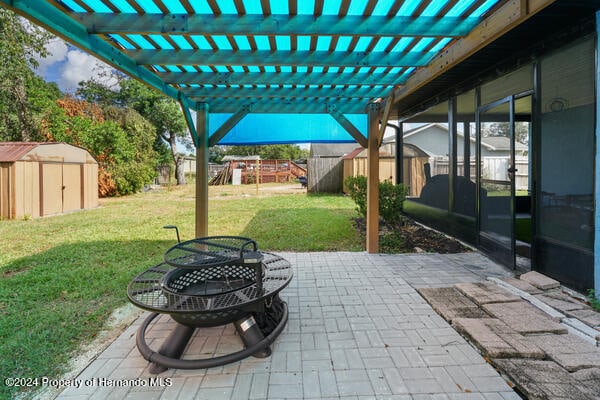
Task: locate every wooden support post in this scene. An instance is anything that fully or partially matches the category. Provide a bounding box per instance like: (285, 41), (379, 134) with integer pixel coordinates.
(256, 159), (260, 195)
(195, 103), (209, 238)
(366, 103), (381, 253)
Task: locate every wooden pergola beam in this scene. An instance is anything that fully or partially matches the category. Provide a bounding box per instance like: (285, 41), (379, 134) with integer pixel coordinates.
(208, 106), (251, 147)
(366, 103), (381, 253)
(127, 48), (434, 68)
(391, 0), (557, 105)
(159, 70), (407, 86)
(195, 103), (209, 238)
(74, 13), (478, 37)
(328, 106), (368, 148)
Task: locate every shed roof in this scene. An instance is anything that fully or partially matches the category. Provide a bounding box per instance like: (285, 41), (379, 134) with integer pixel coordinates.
(0, 142), (97, 164)
(0, 142), (40, 162)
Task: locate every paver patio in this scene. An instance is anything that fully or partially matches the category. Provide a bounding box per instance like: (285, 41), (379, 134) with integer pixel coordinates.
(56, 252), (519, 400)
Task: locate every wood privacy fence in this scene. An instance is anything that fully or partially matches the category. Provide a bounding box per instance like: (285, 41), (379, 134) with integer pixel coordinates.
(308, 157), (344, 193)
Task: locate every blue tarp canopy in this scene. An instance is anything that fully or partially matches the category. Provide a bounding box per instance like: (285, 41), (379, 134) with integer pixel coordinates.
(210, 114), (367, 145)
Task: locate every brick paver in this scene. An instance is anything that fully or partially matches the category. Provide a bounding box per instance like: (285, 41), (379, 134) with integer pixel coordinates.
(528, 333), (600, 372)
(493, 359), (598, 400)
(519, 271), (560, 290)
(454, 282), (520, 305)
(55, 252), (519, 400)
(452, 318), (544, 359)
(482, 301), (568, 334)
(417, 287), (489, 323)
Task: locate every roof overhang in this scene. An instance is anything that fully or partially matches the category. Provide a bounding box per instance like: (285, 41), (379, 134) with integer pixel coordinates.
(393, 0), (600, 118)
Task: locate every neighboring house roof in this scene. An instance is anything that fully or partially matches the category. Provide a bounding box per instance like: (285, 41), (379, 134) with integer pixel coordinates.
(310, 143), (359, 158)
(384, 123), (528, 153)
(401, 123), (449, 140)
(343, 144), (428, 159)
(481, 136), (528, 152)
(0, 142), (41, 162)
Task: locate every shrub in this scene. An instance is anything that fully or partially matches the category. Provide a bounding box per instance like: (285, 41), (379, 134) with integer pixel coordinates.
(344, 175), (409, 225)
(344, 175), (367, 217)
(379, 180), (409, 225)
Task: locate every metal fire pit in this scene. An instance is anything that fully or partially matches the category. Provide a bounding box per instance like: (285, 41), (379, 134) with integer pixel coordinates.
(127, 236), (293, 373)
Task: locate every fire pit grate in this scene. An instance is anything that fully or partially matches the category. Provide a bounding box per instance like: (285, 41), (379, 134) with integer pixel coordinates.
(127, 234), (292, 372)
(128, 252), (291, 314)
(163, 235), (259, 269)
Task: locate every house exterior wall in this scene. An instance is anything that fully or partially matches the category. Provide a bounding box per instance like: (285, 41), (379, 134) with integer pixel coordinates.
(404, 126), (449, 156)
(401, 26), (597, 293)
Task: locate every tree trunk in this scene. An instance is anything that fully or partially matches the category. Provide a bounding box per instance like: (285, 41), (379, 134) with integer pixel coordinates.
(168, 135), (186, 185)
(175, 156), (186, 185)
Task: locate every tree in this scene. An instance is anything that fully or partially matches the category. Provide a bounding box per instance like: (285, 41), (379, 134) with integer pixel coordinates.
(78, 78), (192, 185)
(481, 121), (530, 145)
(0, 9), (52, 141)
(222, 144), (308, 161)
(53, 96), (158, 196)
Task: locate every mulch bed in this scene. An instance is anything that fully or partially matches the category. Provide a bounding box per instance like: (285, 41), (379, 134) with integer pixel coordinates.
(353, 215), (471, 254)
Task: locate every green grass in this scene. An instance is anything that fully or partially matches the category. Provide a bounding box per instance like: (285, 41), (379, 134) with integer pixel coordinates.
(0, 184), (362, 398)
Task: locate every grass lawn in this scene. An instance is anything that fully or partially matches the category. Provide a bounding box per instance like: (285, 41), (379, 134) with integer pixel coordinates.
(0, 183), (362, 398)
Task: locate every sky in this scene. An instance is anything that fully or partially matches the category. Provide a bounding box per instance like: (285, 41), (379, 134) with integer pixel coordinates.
(34, 36), (114, 94)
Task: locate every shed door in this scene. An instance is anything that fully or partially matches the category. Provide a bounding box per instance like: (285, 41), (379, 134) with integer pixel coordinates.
(0, 163), (10, 218)
(41, 163), (82, 216)
(62, 164), (82, 212)
(42, 163), (63, 216)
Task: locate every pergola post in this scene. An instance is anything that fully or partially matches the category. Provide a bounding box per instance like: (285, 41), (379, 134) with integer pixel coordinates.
(195, 103), (209, 238)
(366, 103), (381, 253)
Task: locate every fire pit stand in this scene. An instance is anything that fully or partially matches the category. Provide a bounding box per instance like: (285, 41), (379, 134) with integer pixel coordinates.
(127, 236), (293, 373)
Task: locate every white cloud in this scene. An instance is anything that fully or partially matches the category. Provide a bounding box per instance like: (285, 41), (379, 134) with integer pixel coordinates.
(58, 49), (116, 93)
(34, 38), (68, 75)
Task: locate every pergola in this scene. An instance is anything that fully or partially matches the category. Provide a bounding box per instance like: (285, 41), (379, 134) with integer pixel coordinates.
(1, 0), (555, 252)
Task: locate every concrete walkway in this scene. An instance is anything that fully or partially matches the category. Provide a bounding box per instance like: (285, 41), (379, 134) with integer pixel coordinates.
(56, 252), (519, 400)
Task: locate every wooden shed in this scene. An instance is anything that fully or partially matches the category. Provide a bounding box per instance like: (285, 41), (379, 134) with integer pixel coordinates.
(0, 142), (98, 219)
(343, 143), (430, 196)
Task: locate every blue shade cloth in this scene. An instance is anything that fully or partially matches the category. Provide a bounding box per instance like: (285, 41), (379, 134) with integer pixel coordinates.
(80, 0), (111, 12)
(60, 0), (86, 12)
(209, 114), (367, 145)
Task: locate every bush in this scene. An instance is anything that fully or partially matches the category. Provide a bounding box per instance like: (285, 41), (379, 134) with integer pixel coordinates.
(344, 175), (367, 217)
(379, 180), (409, 225)
(344, 175), (409, 225)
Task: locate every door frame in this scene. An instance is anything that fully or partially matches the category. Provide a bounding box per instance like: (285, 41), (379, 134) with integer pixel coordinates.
(476, 91), (534, 269)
